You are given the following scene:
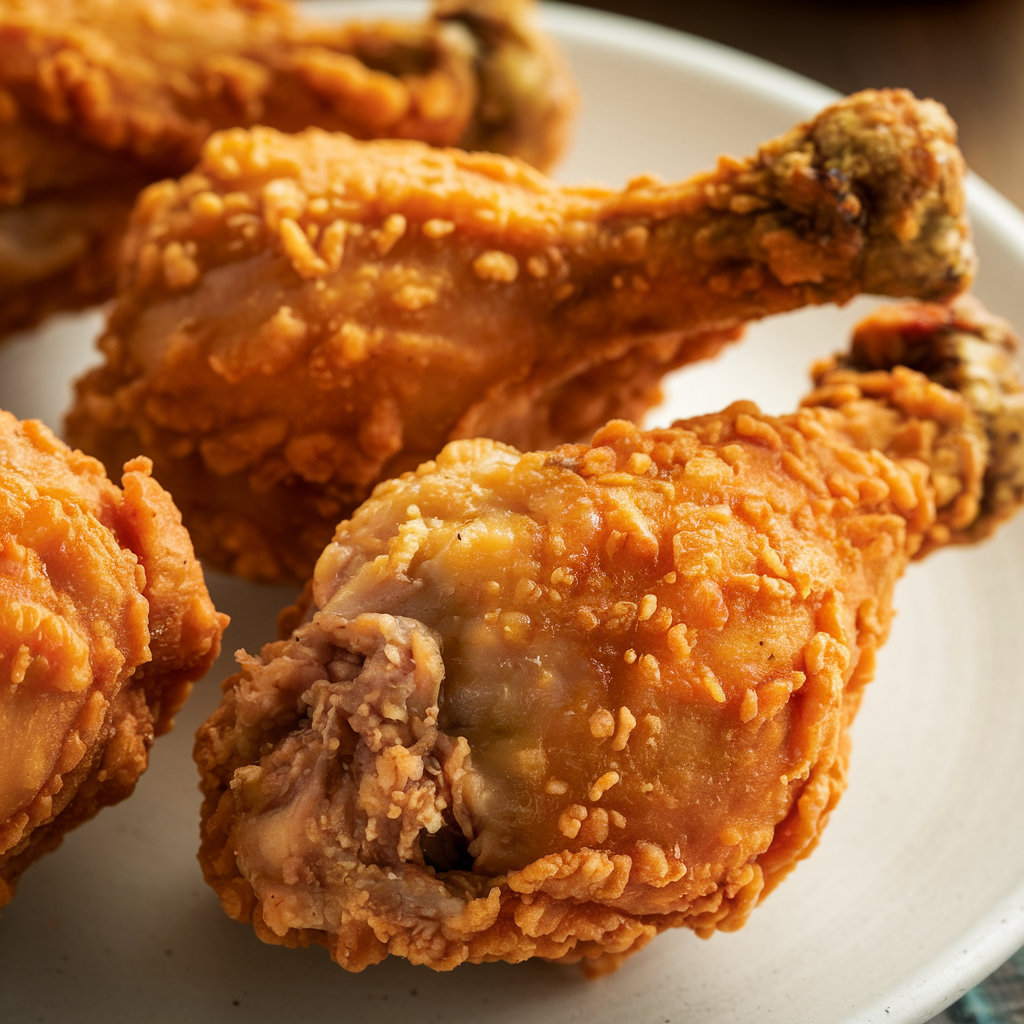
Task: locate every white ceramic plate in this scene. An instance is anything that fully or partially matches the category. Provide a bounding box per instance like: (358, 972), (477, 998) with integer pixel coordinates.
(2, 4), (1023, 1023)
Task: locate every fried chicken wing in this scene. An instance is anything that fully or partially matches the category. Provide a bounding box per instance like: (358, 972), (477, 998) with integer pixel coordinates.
(193, 296), (1023, 973)
(0, 0), (575, 336)
(0, 411), (227, 906)
(68, 89), (975, 583)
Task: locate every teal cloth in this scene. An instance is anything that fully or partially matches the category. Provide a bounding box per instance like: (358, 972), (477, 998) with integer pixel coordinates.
(950, 948), (1024, 1024)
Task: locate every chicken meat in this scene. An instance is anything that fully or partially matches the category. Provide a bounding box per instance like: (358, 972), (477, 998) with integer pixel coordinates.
(69, 89), (975, 583)
(0, 411), (227, 906)
(194, 296), (1023, 973)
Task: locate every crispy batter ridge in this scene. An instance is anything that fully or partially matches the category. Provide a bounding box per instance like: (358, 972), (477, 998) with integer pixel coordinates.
(838, 295), (1024, 541)
(0, 411), (227, 905)
(70, 89), (975, 583)
(194, 298), (1022, 973)
(0, 0), (576, 335)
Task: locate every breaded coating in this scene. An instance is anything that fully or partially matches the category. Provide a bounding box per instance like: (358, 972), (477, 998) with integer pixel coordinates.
(0, 0), (575, 335)
(838, 296), (1024, 539)
(194, 297), (1023, 974)
(69, 89), (976, 583)
(0, 411), (227, 906)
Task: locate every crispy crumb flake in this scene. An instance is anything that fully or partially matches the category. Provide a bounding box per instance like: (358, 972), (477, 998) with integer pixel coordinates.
(8, 645), (32, 686)
(375, 213), (407, 255)
(700, 670), (727, 703)
(588, 772), (620, 801)
(589, 708), (615, 739)
(280, 217), (329, 278)
(392, 283), (438, 311)
(634, 841), (686, 887)
(735, 413), (783, 449)
(639, 653), (661, 685)
(319, 219), (347, 271)
(422, 218), (455, 239)
(189, 191), (224, 221)
(666, 623), (691, 661)
(627, 452), (653, 475)
(526, 255), (548, 278)
(261, 177), (305, 230)
(740, 688), (758, 723)
(558, 804), (587, 839)
(473, 250), (519, 283)
(550, 566), (575, 587)
(162, 242), (199, 289)
(611, 707), (636, 751)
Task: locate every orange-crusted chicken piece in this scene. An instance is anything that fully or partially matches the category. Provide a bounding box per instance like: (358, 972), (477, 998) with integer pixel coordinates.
(194, 297), (1023, 973)
(69, 89), (975, 583)
(0, 0), (575, 335)
(0, 411), (227, 906)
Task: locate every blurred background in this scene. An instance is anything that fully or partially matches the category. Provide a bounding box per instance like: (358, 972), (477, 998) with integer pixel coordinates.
(565, 0), (1024, 209)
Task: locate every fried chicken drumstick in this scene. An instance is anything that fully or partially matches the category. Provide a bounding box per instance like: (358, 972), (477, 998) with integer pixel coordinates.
(0, 0), (575, 336)
(194, 296), (1024, 973)
(0, 412), (227, 906)
(69, 89), (975, 583)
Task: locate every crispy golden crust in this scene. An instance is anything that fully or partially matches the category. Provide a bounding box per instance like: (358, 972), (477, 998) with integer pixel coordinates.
(193, 299), (1021, 973)
(0, 411), (227, 905)
(838, 295), (1024, 542)
(69, 89), (975, 583)
(0, 0), (576, 335)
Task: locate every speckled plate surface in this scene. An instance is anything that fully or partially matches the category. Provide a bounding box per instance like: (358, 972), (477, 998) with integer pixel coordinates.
(1, 4), (1023, 1022)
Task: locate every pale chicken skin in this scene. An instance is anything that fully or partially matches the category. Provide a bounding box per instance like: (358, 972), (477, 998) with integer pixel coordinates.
(0, 0), (576, 335)
(70, 89), (975, 583)
(194, 298), (1023, 973)
(0, 411), (227, 906)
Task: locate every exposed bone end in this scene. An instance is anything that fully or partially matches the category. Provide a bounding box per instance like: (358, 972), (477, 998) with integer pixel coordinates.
(770, 88), (976, 301)
(847, 296), (1024, 538)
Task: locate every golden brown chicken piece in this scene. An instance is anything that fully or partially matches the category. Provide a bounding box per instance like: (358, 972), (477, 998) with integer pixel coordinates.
(0, 411), (227, 906)
(0, 0), (575, 336)
(194, 297), (1023, 974)
(68, 89), (975, 584)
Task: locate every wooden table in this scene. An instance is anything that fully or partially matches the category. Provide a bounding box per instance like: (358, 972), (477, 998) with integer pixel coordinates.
(565, 0), (1024, 210)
